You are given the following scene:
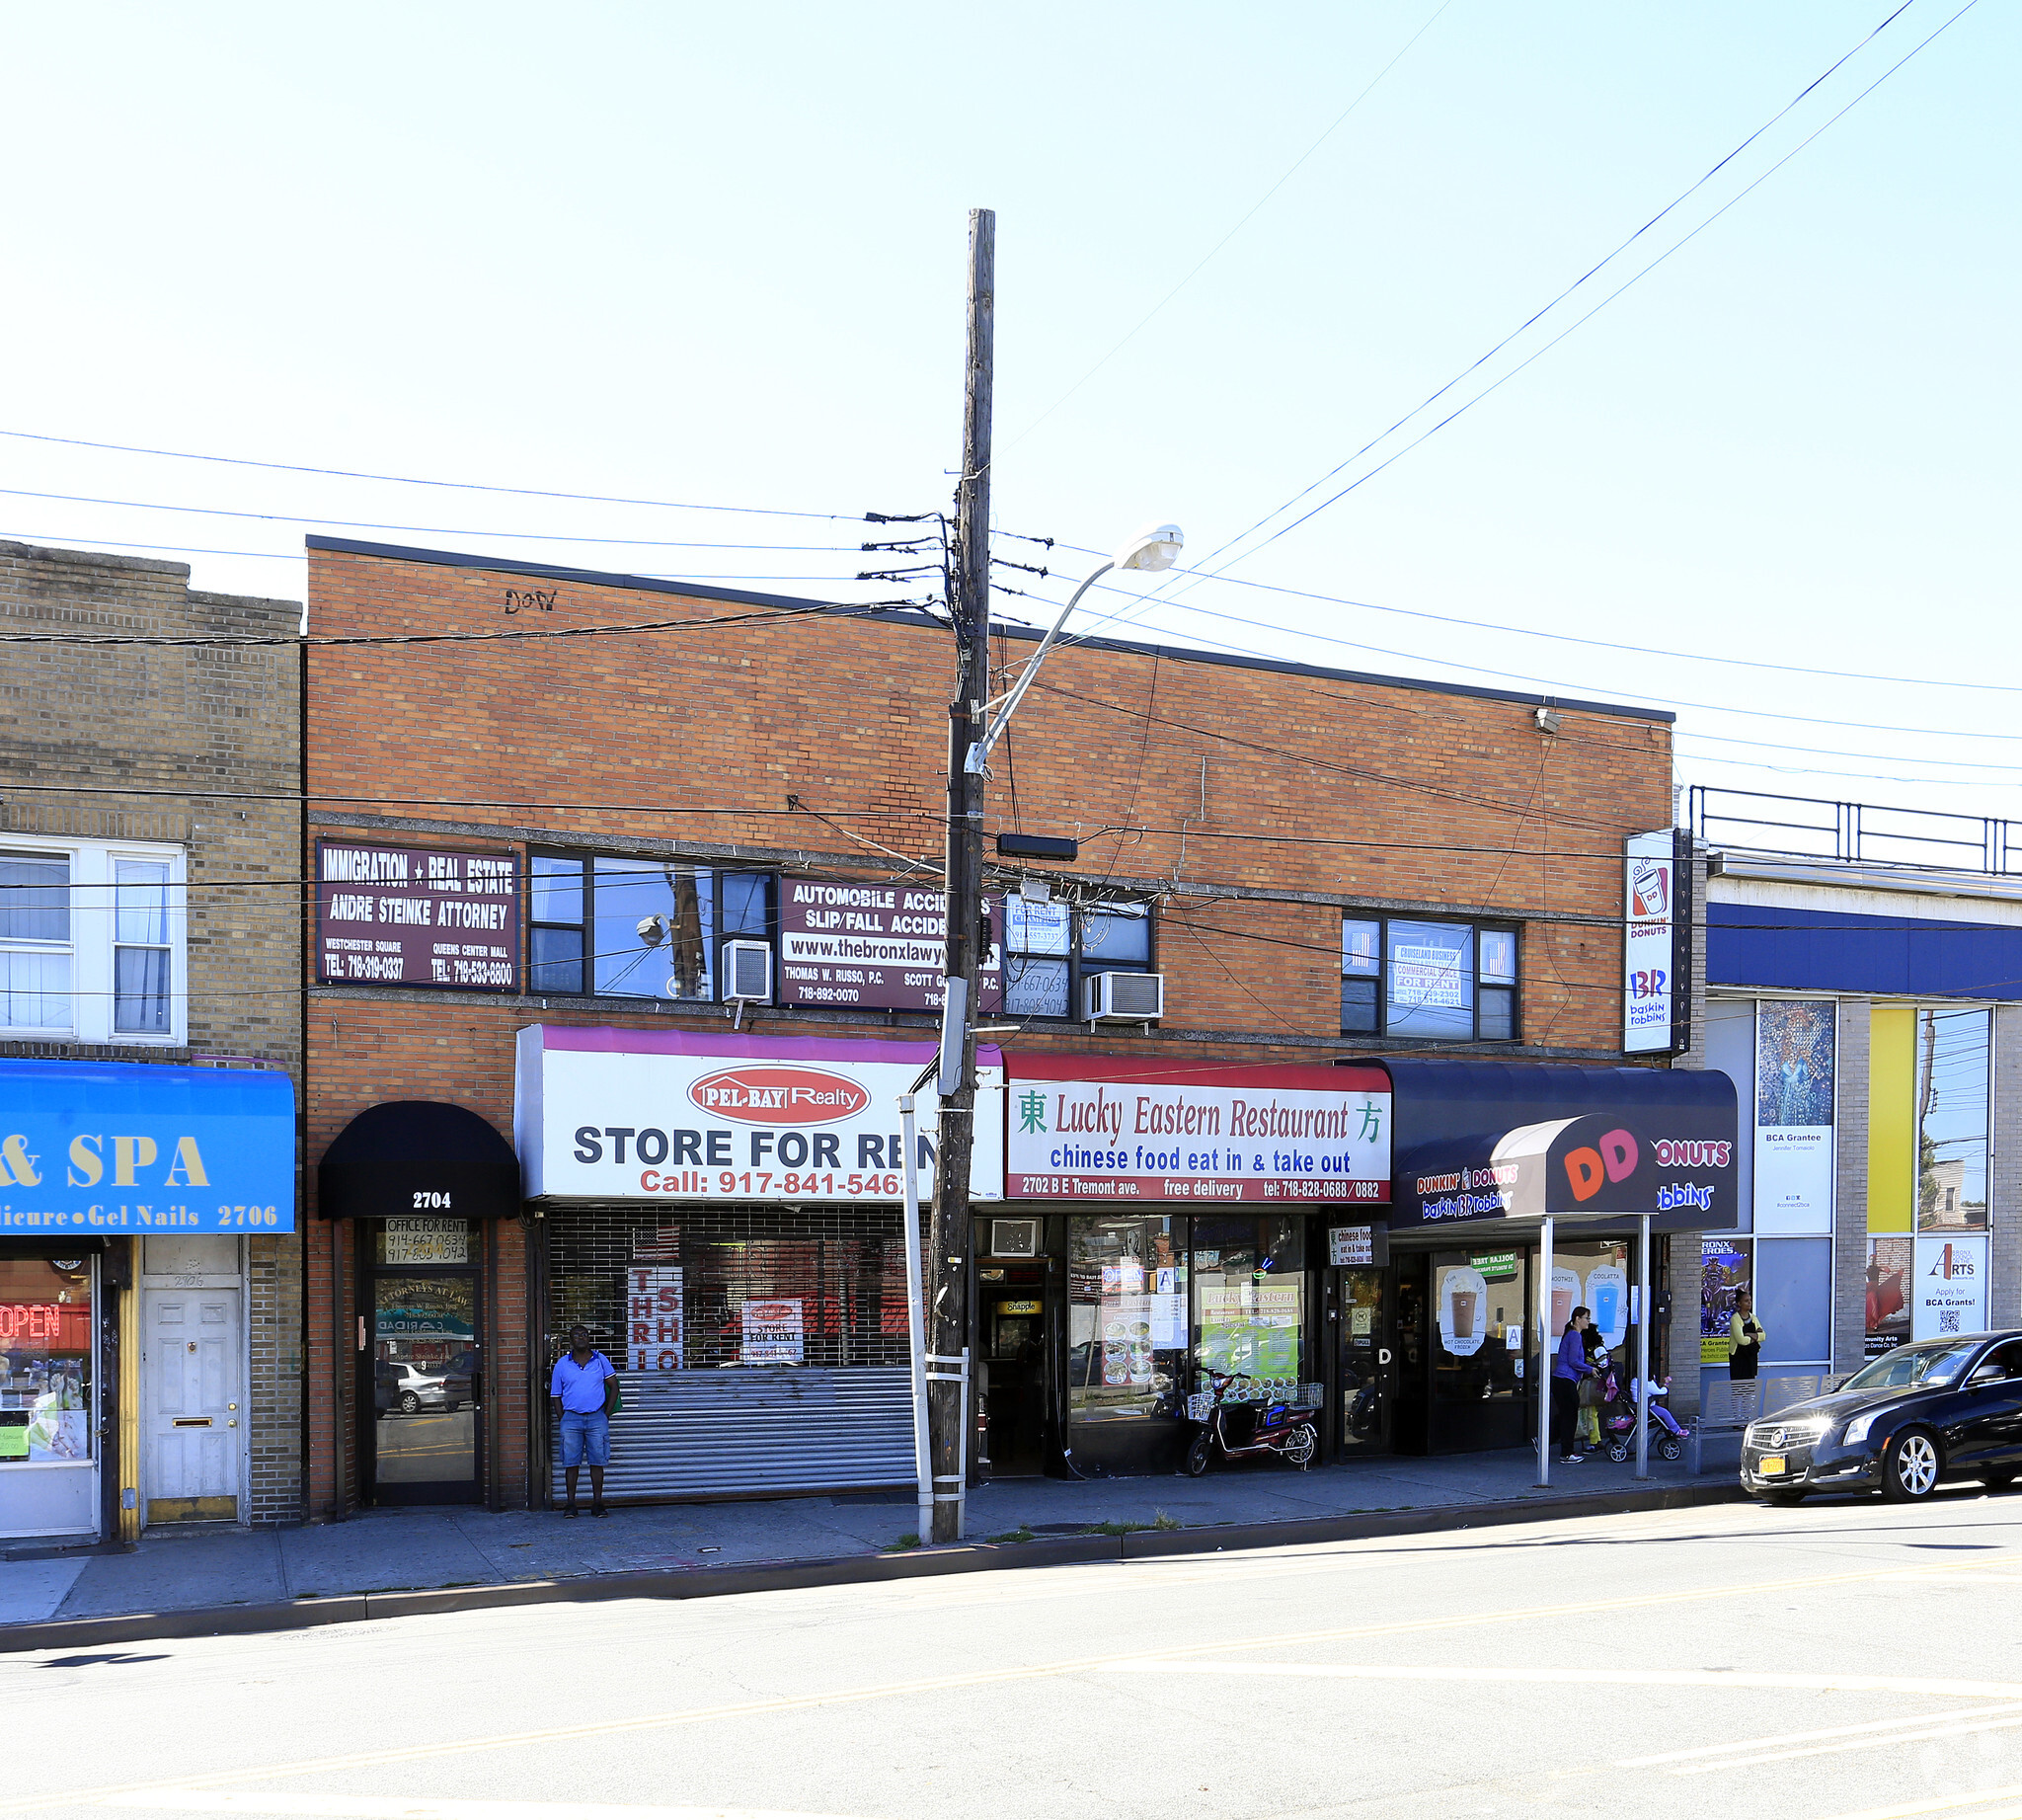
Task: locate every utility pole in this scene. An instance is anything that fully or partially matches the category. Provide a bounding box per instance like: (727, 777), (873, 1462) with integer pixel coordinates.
(926, 206), (992, 1544)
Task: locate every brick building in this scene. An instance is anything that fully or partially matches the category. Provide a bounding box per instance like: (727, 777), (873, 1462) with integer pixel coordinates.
(1, 541), (301, 1541)
(303, 535), (1729, 1513)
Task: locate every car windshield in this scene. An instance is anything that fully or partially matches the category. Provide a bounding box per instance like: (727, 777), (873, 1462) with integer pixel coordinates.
(1841, 1341), (1980, 1392)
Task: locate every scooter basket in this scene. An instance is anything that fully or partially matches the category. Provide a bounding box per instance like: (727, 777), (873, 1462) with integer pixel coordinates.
(1184, 1391), (1213, 1423)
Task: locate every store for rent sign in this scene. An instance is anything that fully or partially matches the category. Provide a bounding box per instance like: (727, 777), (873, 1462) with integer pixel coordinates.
(1006, 1059), (1390, 1204)
(778, 877), (1002, 1013)
(515, 1026), (1005, 1204)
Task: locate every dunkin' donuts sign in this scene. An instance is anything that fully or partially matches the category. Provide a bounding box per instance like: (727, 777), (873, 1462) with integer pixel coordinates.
(515, 1026), (1004, 1204)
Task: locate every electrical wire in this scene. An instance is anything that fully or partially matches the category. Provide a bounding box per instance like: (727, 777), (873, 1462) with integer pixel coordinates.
(1168, 0), (1962, 588)
(0, 427), (862, 520)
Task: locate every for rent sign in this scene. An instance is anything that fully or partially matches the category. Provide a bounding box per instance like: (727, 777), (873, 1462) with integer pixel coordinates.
(1006, 1058), (1390, 1203)
(515, 1026), (1005, 1204)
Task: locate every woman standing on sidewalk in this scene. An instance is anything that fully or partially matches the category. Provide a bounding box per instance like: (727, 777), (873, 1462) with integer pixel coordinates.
(1552, 1306), (1594, 1464)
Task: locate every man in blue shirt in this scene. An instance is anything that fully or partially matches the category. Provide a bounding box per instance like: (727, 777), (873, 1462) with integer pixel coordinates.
(550, 1325), (618, 1517)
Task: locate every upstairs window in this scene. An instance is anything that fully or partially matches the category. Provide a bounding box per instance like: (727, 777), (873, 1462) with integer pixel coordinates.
(527, 854), (773, 1001)
(0, 839), (184, 1043)
(1341, 914), (1517, 1043)
(1003, 897), (1154, 1018)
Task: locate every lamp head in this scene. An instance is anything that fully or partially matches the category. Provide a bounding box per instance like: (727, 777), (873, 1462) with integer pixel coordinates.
(1113, 522), (1184, 573)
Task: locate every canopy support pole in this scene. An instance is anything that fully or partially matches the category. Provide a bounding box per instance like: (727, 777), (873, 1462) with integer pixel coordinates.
(1636, 1214), (1652, 1480)
(1536, 1214), (1553, 1487)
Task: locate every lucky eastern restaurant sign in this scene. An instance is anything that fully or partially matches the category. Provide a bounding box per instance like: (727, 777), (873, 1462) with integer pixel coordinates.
(1005, 1058), (1391, 1204)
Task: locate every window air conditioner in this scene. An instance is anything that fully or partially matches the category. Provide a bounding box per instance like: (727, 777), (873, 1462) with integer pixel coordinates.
(1084, 970), (1164, 1023)
(723, 940), (773, 1003)
(991, 1219), (1039, 1258)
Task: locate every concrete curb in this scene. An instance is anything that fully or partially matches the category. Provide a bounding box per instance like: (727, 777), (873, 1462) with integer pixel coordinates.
(0, 1482), (1747, 1655)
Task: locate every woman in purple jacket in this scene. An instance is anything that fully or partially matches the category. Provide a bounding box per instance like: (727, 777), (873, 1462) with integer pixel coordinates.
(1552, 1306), (1594, 1464)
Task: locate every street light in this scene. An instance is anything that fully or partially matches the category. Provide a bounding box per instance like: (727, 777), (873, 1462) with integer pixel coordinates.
(964, 520), (1183, 775)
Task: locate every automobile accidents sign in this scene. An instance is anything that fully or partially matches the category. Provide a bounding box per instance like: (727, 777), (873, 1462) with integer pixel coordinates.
(514, 1026), (1004, 1204)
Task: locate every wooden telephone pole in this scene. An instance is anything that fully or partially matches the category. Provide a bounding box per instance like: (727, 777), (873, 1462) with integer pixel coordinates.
(925, 207), (993, 1544)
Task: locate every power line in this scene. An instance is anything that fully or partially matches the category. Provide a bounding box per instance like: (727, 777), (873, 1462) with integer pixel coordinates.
(1183, 0), (1982, 588)
(0, 485), (873, 554)
(998, 0), (1454, 454)
(0, 428), (862, 521)
(1166, 0), (1953, 589)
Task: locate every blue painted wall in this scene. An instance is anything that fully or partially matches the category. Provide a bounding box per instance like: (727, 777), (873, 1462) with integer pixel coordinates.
(1708, 902), (2022, 999)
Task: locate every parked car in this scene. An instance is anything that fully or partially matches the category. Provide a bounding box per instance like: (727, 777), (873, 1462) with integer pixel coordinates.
(1741, 1331), (2022, 1504)
(388, 1362), (457, 1415)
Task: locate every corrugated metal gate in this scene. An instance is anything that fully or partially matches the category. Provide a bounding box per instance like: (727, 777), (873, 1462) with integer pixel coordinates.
(552, 1366), (914, 1500)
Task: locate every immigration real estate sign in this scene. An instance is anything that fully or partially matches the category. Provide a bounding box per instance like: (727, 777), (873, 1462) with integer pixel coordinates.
(1005, 1057), (1390, 1204)
(316, 840), (520, 991)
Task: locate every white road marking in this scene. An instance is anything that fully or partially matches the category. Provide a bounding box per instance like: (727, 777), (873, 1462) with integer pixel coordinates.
(1677, 1713), (2022, 1774)
(1098, 1660), (2022, 1700)
(1826, 1784), (2022, 1819)
(100, 1796), (875, 1820)
(1622, 1701), (2022, 1766)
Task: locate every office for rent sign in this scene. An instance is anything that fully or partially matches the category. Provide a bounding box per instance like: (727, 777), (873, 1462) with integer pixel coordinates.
(316, 840), (520, 990)
(777, 878), (1002, 1013)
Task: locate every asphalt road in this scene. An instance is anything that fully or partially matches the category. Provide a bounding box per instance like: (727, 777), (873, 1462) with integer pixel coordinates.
(7, 1487), (2022, 1820)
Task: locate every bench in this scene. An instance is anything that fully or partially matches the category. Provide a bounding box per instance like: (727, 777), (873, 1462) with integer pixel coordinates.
(1687, 1374), (1842, 1474)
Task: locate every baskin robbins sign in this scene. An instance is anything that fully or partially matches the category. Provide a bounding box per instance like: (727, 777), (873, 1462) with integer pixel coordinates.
(1005, 1057), (1390, 1204)
(513, 1026), (1005, 1203)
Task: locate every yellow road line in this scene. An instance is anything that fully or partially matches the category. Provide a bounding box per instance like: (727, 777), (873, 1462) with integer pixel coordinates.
(1098, 1662), (2022, 1700)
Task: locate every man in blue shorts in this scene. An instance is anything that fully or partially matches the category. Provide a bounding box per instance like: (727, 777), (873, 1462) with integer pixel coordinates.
(550, 1324), (618, 1517)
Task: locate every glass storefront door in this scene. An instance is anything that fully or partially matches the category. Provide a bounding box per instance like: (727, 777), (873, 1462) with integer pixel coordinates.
(978, 1265), (1049, 1476)
(365, 1234), (483, 1504)
(1066, 1215), (1188, 1475)
(1335, 1267), (1390, 1456)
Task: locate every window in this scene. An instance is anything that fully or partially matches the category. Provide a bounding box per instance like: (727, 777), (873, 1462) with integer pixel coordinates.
(526, 853), (773, 1002)
(1340, 913), (1517, 1042)
(1004, 897), (1154, 1019)
(0, 839), (184, 1043)
(0, 1257), (93, 1464)
(1068, 1215), (1186, 1423)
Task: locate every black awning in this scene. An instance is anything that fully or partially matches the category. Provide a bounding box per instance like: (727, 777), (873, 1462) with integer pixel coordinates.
(317, 1100), (521, 1220)
(0, 1236), (107, 1258)
(1381, 1058), (1737, 1233)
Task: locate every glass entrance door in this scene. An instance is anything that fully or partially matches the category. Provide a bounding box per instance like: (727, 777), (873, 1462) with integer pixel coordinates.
(368, 1271), (482, 1504)
(1335, 1267), (1391, 1456)
(979, 1267), (1049, 1476)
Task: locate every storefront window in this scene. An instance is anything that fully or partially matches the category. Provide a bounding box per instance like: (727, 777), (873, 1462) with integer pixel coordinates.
(0, 1258), (93, 1464)
(1700, 1237), (1751, 1366)
(1916, 1006), (1989, 1231)
(1067, 1216), (1186, 1421)
(1192, 1215), (1305, 1390)
(1340, 913), (1518, 1043)
(1431, 1247), (1529, 1449)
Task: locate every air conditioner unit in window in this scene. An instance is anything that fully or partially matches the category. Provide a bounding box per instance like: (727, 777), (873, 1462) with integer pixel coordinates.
(723, 940), (773, 1003)
(1084, 970), (1164, 1023)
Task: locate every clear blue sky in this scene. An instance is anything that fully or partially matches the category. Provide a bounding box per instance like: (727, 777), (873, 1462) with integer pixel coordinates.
(1, 3), (2013, 836)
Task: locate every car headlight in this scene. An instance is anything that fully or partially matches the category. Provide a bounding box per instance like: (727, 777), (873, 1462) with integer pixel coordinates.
(1842, 1411), (1880, 1447)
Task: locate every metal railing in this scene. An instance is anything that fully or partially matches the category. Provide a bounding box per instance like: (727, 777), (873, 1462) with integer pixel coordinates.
(1688, 786), (2022, 878)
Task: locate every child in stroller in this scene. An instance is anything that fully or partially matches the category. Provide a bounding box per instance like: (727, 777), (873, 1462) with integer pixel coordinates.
(1598, 1367), (1688, 1463)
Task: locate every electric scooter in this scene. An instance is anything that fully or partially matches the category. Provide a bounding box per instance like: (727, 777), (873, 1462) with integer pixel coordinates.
(1183, 1370), (1320, 1474)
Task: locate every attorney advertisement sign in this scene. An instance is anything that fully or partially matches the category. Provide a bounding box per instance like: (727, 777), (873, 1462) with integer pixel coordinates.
(1005, 1057), (1390, 1204)
(316, 840), (520, 991)
(777, 877), (1002, 1014)
(515, 1026), (1004, 1204)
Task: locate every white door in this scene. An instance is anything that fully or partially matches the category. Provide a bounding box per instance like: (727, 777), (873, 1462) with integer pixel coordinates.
(143, 1286), (242, 1523)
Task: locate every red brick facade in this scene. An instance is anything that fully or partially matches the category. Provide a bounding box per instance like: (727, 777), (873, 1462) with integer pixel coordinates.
(302, 538), (1673, 1514)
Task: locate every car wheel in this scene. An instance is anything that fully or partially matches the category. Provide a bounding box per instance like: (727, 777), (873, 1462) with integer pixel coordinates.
(443, 1399), (460, 1413)
(1983, 1470), (2016, 1492)
(1883, 1426), (1942, 1501)
(1184, 1431), (1213, 1477)
(1762, 1489), (1806, 1507)
(399, 1391), (420, 1414)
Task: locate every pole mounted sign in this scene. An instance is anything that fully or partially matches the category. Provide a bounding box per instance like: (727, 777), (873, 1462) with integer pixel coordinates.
(1623, 829), (1690, 1055)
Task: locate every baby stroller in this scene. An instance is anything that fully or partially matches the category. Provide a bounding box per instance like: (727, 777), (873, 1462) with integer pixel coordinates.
(1601, 1370), (1687, 1464)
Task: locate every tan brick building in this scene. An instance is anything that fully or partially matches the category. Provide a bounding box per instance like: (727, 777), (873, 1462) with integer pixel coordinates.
(304, 535), (1718, 1510)
(1, 541), (302, 1541)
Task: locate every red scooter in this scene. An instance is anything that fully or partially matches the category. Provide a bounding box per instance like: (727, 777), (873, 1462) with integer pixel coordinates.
(1183, 1370), (1319, 1474)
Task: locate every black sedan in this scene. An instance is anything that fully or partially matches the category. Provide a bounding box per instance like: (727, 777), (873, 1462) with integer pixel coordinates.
(1741, 1331), (2022, 1504)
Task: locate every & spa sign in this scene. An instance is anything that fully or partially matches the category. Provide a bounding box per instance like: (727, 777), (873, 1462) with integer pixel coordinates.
(1005, 1058), (1390, 1204)
(0, 1060), (296, 1233)
(514, 1026), (1004, 1204)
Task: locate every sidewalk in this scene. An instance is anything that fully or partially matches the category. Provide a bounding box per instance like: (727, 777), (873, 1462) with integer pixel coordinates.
(2, 1447), (1729, 1636)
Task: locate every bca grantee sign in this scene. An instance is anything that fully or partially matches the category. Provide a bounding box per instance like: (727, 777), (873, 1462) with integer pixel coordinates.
(777, 876), (1002, 1013)
(317, 840), (520, 991)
